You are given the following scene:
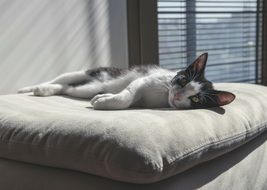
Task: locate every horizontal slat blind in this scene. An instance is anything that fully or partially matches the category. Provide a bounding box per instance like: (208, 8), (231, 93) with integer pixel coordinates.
(158, 0), (263, 83)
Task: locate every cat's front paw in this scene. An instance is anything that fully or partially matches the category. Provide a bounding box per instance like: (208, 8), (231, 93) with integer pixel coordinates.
(91, 93), (130, 110)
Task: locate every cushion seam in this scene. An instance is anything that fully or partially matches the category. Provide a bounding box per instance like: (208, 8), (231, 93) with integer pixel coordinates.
(165, 121), (267, 169)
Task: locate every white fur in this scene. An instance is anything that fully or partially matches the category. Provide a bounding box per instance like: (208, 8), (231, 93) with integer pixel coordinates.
(18, 68), (202, 110)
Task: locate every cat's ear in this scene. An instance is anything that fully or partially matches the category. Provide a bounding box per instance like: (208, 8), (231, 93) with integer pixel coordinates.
(206, 90), (236, 107)
(186, 53), (208, 74)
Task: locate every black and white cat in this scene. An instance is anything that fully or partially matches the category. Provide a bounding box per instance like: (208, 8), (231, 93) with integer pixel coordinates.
(18, 53), (235, 110)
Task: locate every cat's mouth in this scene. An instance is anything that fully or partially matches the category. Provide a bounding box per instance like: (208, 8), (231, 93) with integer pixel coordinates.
(169, 88), (192, 109)
(169, 93), (181, 109)
(173, 94), (183, 108)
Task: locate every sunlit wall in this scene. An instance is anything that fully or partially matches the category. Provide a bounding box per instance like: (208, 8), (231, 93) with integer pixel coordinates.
(0, 0), (128, 94)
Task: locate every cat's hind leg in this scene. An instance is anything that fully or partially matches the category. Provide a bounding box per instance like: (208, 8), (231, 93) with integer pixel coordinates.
(49, 71), (89, 85)
(32, 84), (65, 96)
(18, 71), (89, 96)
(18, 84), (64, 96)
(19, 81), (102, 98)
(63, 82), (103, 99)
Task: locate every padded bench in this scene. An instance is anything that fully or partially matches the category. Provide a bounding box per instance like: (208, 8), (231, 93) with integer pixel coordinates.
(0, 83), (267, 189)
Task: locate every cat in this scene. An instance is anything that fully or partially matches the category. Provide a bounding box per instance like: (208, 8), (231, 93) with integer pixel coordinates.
(18, 53), (235, 110)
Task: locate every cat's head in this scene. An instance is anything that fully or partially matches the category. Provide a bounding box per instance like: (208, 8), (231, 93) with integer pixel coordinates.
(169, 53), (235, 109)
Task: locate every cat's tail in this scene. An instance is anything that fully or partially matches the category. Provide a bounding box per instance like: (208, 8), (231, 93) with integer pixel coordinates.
(17, 85), (37, 93)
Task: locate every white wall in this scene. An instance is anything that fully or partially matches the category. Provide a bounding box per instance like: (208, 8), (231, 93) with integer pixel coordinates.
(0, 0), (128, 94)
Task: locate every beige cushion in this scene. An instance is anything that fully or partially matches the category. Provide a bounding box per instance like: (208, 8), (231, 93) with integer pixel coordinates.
(0, 83), (267, 184)
(1, 131), (267, 190)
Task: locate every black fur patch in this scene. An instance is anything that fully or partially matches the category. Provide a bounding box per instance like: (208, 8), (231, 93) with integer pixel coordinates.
(86, 67), (126, 78)
(70, 67), (126, 87)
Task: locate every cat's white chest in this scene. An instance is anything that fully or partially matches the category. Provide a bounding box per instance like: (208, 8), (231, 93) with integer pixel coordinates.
(139, 72), (174, 108)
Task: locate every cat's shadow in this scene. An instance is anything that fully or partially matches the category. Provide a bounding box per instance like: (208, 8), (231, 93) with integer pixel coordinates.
(86, 106), (226, 115)
(146, 107), (226, 115)
(206, 107), (225, 114)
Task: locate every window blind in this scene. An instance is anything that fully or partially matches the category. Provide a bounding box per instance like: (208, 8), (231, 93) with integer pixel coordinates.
(158, 0), (263, 83)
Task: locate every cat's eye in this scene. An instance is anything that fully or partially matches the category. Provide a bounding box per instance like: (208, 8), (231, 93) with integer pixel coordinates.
(191, 96), (200, 103)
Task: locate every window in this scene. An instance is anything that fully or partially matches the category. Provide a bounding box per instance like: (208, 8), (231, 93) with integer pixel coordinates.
(158, 0), (263, 83)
